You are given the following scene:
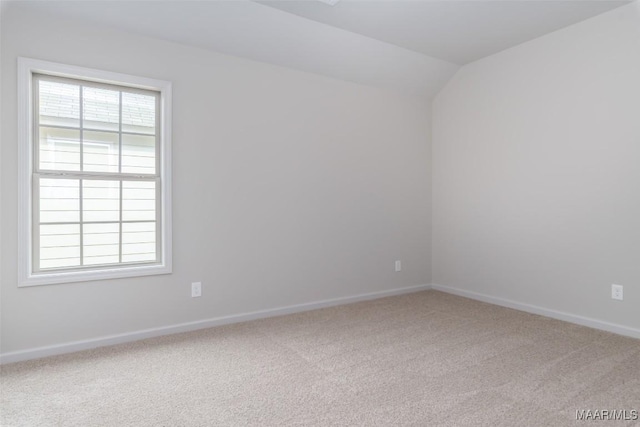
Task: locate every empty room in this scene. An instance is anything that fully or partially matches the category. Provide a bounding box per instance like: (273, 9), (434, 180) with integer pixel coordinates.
(1, 0), (639, 425)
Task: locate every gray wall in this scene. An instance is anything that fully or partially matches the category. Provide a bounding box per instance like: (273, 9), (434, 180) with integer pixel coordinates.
(1, 8), (433, 354)
(5, 1), (638, 357)
(433, 2), (640, 330)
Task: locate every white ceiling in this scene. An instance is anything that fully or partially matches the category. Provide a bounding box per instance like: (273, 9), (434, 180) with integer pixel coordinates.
(5, 1), (459, 100)
(3, 0), (631, 99)
(260, 0), (631, 64)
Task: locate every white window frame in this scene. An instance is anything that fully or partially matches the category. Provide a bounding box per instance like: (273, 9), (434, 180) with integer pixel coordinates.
(18, 58), (172, 287)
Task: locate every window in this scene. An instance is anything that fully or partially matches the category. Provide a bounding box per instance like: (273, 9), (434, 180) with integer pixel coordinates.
(18, 58), (172, 286)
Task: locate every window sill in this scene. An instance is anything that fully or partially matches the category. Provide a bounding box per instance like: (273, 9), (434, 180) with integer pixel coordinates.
(19, 263), (172, 287)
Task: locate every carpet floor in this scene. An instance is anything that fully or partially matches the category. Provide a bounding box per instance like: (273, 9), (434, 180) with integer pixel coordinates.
(1, 290), (639, 426)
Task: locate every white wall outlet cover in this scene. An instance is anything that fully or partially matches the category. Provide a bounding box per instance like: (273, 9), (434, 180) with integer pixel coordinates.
(395, 260), (402, 272)
(191, 282), (202, 298)
(611, 284), (623, 301)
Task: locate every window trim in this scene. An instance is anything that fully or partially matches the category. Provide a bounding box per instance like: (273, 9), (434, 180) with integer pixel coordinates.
(18, 57), (172, 286)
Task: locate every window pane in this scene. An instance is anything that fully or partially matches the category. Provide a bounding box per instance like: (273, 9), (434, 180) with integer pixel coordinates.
(39, 80), (80, 128)
(31, 74), (165, 277)
(83, 131), (119, 173)
(83, 86), (119, 131)
(40, 224), (80, 269)
(83, 223), (120, 266)
(121, 134), (155, 175)
(122, 92), (155, 134)
(83, 180), (120, 222)
(39, 127), (81, 171)
(122, 222), (156, 263)
(39, 178), (80, 223)
(122, 181), (155, 221)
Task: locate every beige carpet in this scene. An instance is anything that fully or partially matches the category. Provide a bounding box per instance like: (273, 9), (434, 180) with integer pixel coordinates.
(1, 290), (639, 426)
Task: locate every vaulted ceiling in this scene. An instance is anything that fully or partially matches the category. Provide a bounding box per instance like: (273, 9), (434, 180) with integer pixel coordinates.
(260, 0), (630, 64)
(3, 0), (631, 100)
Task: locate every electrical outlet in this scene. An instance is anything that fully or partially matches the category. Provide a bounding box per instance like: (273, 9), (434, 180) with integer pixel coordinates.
(395, 260), (402, 272)
(611, 284), (623, 301)
(191, 282), (202, 298)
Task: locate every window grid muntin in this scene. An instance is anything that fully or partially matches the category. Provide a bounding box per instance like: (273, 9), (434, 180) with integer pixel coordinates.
(33, 73), (161, 273)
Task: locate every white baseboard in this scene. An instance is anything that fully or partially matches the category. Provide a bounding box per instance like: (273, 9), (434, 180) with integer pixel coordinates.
(431, 284), (640, 340)
(0, 284), (431, 365)
(6, 283), (635, 364)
